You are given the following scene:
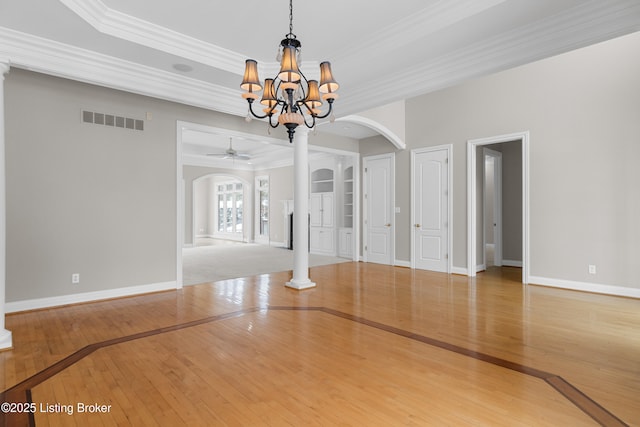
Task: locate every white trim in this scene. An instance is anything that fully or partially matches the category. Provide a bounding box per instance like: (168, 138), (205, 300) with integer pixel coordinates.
(5, 281), (177, 314)
(410, 144), (453, 274)
(3, 2), (640, 119)
(176, 127), (184, 289)
(529, 276), (640, 299)
(467, 131), (530, 284)
(394, 260), (411, 268)
(476, 264), (487, 273)
(254, 175), (270, 245)
(59, 0), (245, 76)
(331, 115), (405, 150)
(337, 2), (640, 115)
(0, 27), (246, 117)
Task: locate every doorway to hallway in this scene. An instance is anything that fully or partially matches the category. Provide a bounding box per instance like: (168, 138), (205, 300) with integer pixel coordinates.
(467, 132), (529, 283)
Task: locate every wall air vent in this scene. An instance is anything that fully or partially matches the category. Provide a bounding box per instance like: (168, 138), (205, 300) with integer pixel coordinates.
(82, 110), (144, 131)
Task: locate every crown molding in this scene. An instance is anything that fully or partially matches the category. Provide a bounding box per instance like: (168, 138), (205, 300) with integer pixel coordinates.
(333, 0), (507, 63)
(0, 26), (246, 117)
(182, 153), (294, 172)
(58, 0), (317, 79)
(338, 0), (640, 115)
(0, 59), (10, 75)
(59, 0), (245, 76)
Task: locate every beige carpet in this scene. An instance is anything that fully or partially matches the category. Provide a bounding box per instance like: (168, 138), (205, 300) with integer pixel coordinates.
(182, 242), (350, 286)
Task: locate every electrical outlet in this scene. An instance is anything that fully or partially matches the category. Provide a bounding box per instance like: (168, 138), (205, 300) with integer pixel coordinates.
(588, 265), (596, 275)
(72, 273), (80, 284)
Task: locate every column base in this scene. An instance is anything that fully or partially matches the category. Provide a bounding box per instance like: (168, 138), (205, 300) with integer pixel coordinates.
(0, 329), (12, 351)
(285, 279), (317, 290)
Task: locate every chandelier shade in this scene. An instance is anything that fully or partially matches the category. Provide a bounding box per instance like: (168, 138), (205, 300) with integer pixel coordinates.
(240, 59), (262, 96)
(304, 80), (322, 109)
(319, 62), (339, 97)
(278, 45), (301, 83)
(240, 0), (339, 143)
(260, 78), (278, 111)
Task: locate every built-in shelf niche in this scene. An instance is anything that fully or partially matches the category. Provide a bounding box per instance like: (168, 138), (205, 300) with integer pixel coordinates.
(311, 168), (334, 193)
(343, 166), (353, 228)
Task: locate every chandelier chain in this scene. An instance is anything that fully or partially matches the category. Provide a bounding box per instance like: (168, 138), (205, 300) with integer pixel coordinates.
(289, 0), (294, 37)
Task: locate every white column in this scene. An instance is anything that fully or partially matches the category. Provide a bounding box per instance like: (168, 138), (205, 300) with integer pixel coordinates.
(0, 60), (13, 349)
(286, 127), (316, 290)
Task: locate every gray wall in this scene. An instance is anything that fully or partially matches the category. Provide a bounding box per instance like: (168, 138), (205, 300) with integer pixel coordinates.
(5, 69), (177, 301)
(404, 31), (640, 288)
(4, 68), (354, 303)
(5, 68), (358, 303)
(501, 142), (522, 263)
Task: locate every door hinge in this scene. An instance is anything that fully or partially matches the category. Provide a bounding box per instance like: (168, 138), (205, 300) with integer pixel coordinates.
(364, 167), (368, 172)
(365, 245), (368, 251)
(364, 194), (368, 199)
(445, 254), (449, 259)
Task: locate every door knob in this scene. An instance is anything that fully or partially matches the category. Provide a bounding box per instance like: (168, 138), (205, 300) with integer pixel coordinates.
(385, 223), (391, 227)
(415, 224), (421, 228)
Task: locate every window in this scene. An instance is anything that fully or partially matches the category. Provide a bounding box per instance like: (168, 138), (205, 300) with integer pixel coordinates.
(216, 179), (243, 236)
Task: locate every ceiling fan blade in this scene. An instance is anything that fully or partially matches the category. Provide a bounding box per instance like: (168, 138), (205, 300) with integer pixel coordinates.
(236, 154), (251, 160)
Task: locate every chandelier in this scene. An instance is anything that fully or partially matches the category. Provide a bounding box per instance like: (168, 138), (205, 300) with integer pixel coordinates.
(240, 0), (339, 143)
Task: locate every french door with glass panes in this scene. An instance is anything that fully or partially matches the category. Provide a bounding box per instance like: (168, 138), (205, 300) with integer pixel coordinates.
(216, 180), (244, 240)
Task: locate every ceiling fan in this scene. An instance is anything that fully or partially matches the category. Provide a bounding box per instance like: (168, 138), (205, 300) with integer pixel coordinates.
(207, 137), (251, 161)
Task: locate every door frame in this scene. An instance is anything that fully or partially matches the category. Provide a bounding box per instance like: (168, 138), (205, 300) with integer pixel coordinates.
(483, 148), (502, 268)
(467, 131), (530, 283)
(254, 174), (270, 245)
(410, 144), (453, 273)
(362, 153), (395, 265)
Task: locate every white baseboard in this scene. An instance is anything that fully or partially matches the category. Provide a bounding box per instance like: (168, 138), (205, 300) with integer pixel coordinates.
(0, 329), (12, 350)
(394, 260), (411, 268)
(476, 263), (486, 273)
(528, 276), (640, 299)
(502, 259), (523, 267)
(5, 281), (177, 314)
(451, 266), (468, 275)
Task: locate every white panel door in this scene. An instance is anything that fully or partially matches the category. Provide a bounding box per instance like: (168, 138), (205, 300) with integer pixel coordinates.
(321, 193), (334, 227)
(310, 193), (323, 227)
(413, 148), (449, 272)
(365, 155), (393, 265)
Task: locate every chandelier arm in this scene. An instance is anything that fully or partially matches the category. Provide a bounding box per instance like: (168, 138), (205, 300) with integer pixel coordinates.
(267, 110), (280, 128)
(302, 113), (316, 129)
(247, 99), (270, 120)
(312, 99), (335, 119)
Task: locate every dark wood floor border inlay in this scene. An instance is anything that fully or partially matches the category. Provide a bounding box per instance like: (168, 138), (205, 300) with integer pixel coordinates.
(0, 306), (628, 427)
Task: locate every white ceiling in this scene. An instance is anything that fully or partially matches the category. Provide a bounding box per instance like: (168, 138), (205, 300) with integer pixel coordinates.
(2, 0), (639, 168)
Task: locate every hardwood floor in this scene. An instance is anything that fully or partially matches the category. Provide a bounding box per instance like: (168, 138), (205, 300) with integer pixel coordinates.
(1, 263), (638, 426)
